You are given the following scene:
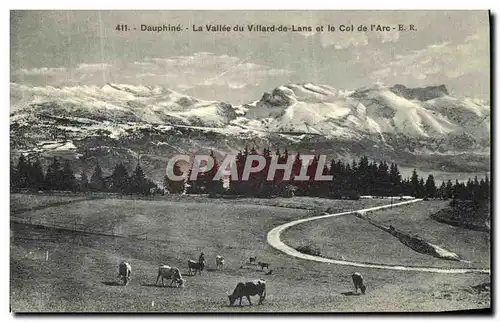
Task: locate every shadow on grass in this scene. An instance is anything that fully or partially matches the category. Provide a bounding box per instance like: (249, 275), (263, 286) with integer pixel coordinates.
(224, 302), (267, 308)
(101, 281), (124, 287)
(141, 283), (181, 288)
(180, 270), (211, 276)
(341, 291), (362, 296)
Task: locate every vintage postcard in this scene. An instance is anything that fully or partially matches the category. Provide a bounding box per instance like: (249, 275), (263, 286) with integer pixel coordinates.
(10, 10), (491, 313)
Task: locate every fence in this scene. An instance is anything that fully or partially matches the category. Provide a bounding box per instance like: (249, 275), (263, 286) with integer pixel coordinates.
(10, 215), (127, 239)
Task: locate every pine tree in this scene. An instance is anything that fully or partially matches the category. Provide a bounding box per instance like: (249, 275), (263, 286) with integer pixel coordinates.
(376, 161), (390, 196)
(45, 157), (62, 190)
(351, 159), (359, 193)
(130, 163), (147, 194)
(228, 149), (247, 195)
(28, 158), (45, 191)
(418, 178), (425, 198)
(259, 148), (274, 197)
(471, 176), (480, 201)
(303, 155), (319, 196)
(16, 154), (30, 189)
(10, 161), (19, 192)
(333, 160), (346, 198)
(328, 158), (338, 198)
(368, 162), (378, 195)
(80, 170), (89, 192)
(424, 174), (437, 198)
(90, 161), (106, 192)
(445, 180), (454, 199)
(110, 163), (130, 193)
(164, 161), (185, 194)
(206, 150), (224, 196)
(358, 156), (370, 195)
(389, 163), (402, 196)
(482, 176), (490, 200)
(463, 178), (473, 201)
(60, 160), (76, 191)
(437, 181), (445, 199)
(410, 169), (420, 197)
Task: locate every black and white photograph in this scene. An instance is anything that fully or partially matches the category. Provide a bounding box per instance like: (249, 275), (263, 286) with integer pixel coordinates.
(9, 10), (491, 313)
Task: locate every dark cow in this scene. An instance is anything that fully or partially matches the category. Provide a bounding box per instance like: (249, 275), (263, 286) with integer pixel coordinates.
(228, 279), (266, 306)
(258, 261), (269, 270)
(352, 272), (366, 294)
(118, 261), (132, 285)
(188, 259), (205, 275)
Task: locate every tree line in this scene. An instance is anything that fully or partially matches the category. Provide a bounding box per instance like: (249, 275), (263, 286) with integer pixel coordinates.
(11, 149), (490, 202)
(173, 147), (490, 201)
(10, 155), (160, 195)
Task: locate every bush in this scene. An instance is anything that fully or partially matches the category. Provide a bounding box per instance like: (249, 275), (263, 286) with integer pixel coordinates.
(296, 245), (321, 256)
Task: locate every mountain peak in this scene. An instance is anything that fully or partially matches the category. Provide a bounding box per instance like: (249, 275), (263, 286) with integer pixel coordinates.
(390, 84), (449, 101)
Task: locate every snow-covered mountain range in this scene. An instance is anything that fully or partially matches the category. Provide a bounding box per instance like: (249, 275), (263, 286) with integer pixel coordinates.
(10, 82), (490, 181)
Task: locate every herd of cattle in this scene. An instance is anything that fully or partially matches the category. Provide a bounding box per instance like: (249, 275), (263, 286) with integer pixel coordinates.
(117, 255), (367, 307)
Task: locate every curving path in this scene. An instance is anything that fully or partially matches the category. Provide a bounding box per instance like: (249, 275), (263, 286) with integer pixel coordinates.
(267, 199), (490, 274)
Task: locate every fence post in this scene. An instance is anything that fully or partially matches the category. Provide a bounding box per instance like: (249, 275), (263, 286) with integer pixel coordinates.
(156, 241), (159, 262)
(46, 250), (49, 261)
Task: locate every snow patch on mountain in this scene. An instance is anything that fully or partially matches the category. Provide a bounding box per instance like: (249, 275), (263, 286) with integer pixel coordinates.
(9, 82), (490, 168)
(11, 82), (237, 127)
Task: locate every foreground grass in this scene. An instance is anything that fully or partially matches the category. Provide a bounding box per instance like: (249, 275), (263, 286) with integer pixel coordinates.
(10, 195), (490, 312)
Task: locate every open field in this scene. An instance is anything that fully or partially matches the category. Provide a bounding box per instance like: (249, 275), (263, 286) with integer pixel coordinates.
(363, 201), (490, 267)
(282, 200), (490, 269)
(10, 194), (490, 312)
(10, 193), (93, 215)
(10, 193), (391, 213)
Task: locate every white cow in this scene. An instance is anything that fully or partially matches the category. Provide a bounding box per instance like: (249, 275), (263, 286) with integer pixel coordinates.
(216, 255), (225, 270)
(188, 259), (205, 275)
(118, 262), (132, 285)
(156, 265), (184, 287)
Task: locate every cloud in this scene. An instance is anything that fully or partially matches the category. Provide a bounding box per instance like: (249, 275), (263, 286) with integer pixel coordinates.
(75, 63), (112, 72)
(377, 29), (400, 43)
(12, 52), (294, 94)
(129, 53), (293, 90)
(14, 67), (67, 76)
(320, 32), (369, 49)
(369, 30), (489, 84)
(370, 67), (391, 80)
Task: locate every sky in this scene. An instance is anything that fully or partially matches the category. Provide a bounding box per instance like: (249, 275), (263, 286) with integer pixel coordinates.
(10, 10), (490, 104)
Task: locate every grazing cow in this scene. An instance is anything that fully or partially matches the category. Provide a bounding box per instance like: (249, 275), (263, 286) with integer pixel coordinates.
(352, 272), (366, 294)
(228, 279), (266, 306)
(258, 261), (270, 270)
(156, 265), (184, 287)
(188, 259), (205, 275)
(118, 262), (132, 285)
(216, 255), (225, 270)
(249, 256), (257, 265)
